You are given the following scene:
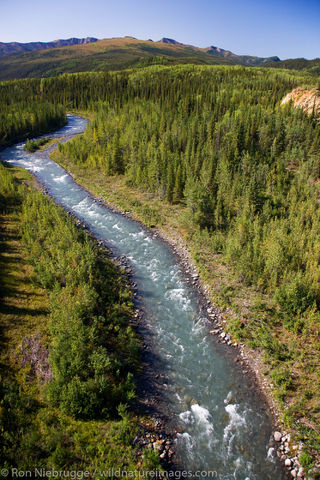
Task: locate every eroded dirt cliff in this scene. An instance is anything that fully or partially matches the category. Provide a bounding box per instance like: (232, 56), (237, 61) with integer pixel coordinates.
(281, 87), (320, 118)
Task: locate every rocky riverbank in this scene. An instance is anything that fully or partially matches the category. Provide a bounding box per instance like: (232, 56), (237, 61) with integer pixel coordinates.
(41, 134), (318, 478)
(87, 196), (317, 480)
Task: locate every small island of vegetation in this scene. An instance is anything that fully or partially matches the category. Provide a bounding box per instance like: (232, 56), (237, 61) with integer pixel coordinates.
(24, 137), (50, 152)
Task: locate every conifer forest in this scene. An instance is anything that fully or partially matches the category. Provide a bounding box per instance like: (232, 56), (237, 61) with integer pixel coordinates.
(1, 65), (320, 476)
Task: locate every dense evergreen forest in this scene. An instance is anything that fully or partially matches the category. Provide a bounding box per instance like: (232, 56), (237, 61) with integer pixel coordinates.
(48, 66), (320, 321)
(0, 100), (66, 148)
(1, 65), (320, 469)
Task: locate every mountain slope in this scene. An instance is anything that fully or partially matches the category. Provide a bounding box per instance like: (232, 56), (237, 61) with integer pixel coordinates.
(266, 57), (320, 75)
(203, 45), (280, 66)
(0, 36), (280, 80)
(0, 37), (98, 57)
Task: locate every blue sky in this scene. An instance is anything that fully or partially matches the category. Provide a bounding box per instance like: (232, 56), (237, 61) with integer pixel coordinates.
(1, 0), (319, 59)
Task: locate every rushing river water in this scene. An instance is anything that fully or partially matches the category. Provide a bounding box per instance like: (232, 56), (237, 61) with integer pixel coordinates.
(1, 115), (287, 479)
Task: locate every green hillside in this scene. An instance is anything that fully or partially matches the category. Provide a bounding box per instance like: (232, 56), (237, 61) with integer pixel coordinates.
(0, 36), (281, 80)
(266, 57), (320, 75)
(0, 36), (319, 81)
(0, 37), (231, 80)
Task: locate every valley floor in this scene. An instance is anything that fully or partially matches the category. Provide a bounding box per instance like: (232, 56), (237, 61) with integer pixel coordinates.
(51, 140), (320, 474)
(0, 165), (162, 475)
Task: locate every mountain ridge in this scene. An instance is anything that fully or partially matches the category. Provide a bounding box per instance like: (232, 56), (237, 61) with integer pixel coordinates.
(0, 35), (317, 81)
(265, 57), (320, 75)
(0, 35), (279, 64)
(0, 37), (98, 57)
(204, 45), (280, 65)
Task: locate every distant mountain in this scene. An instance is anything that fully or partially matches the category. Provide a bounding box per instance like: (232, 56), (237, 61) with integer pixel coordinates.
(204, 45), (280, 66)
(0, 35), (313, 81)
(0, 37), (233, 80)
(265, 57), (320, 75)
(0, 37), (98, 57)
(159, 38), (185, 46)
(157, 39), (280, 65)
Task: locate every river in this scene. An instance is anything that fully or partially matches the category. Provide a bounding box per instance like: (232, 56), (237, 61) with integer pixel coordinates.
(1, 115), (286, 479)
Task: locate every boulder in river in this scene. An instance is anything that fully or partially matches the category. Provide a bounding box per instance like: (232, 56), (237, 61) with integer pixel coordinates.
(274, 431), (282, 442)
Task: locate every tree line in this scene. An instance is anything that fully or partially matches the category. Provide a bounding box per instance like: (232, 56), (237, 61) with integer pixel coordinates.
(49, 66), (320, 330)
(2, 65), (319, 326)
(0, 100), (66, 149)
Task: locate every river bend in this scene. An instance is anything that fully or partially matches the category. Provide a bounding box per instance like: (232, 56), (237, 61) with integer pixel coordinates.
(1, 115), (286, 480)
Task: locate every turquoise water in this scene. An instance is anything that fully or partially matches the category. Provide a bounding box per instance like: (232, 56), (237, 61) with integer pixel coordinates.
(1, 115), (286, 479)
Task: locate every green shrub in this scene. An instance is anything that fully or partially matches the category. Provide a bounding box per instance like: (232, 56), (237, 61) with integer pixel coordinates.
(275, 273), (317, 327)
(299, 451), (314, 471)
(25, 137), (49, 153)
